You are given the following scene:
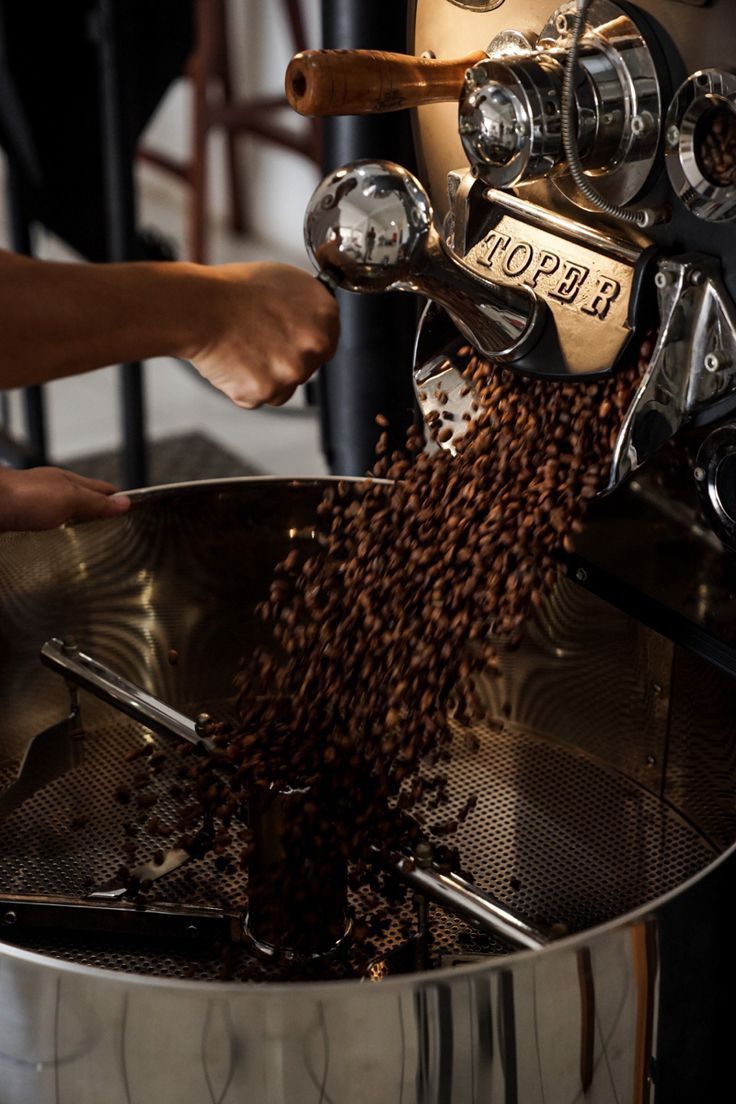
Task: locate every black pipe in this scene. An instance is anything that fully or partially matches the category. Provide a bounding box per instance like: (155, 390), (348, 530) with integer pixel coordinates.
(91, 0), (148, 489)
(318, 1), (419, 476)
(5, 162), (48, 467)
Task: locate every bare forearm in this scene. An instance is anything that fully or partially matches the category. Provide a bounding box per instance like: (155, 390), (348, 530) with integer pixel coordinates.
(0, 250), (208, 388)
(0, 251), (340, 533)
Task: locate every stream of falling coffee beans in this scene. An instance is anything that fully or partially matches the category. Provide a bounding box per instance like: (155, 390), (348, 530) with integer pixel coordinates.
(123, 337), (650, 976)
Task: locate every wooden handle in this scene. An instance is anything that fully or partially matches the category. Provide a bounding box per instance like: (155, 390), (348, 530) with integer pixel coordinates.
(285, 48), (486, 117)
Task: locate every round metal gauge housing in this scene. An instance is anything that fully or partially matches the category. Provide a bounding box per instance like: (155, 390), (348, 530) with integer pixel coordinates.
(540, 0), (663, 210)
(665, 69), (736, 223)
(696, 423), (736, 549)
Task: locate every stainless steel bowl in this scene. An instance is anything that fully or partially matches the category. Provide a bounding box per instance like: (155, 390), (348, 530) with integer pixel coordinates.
(0, 478), (732, 1102)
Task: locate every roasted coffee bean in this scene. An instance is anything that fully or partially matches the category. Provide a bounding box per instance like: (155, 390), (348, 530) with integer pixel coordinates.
(697, 104), (736, 187)
(135, 791), (158, 811)
(125, 745), (150, 763)
(125, 334), (648, 978)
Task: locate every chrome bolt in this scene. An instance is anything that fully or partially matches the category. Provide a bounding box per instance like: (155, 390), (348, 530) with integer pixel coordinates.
(575, 567), (587, 583)
(465, 67), (481, 89)
(3, 910), (17, 926)
(420, 50), (436, 60)
(666, 124), (680, 147)
(631, 114), (646, 136)
(415, 841), (434, 870)
(694, 466), (706, 482)
(654, 271), (670, 289)
(513, 121), (529, 137)
(601, 112), (614, 126)
(705, 350), (730, 373)
(690, 270), (705, 286)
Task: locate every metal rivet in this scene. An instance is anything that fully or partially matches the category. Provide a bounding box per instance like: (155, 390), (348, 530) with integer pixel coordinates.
(652, 683), (662, 696)
(186, 923), (199, 938)
(631, 115), (646, 136)
(420, 50), (436, 60)
(705, 350), (730, 373)
(694, 466), (706, 482)
(666, 124), (680, 147)
(654, 271), (670, 289)
(415, 842), (434, 869)
(645, 754), (656, 768)
(575, 568), (588, 583)
(690, 270), (705, 286)
(3, 910), (17, 926)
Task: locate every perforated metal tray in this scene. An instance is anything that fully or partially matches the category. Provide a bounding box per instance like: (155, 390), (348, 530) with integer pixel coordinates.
(0, 699), (715, 982)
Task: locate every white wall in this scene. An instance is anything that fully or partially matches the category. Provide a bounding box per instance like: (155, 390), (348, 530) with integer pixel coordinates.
(141, 0), (322, 257)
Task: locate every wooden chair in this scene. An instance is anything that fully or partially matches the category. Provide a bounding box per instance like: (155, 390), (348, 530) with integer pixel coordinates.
(139, 0), (320, 263)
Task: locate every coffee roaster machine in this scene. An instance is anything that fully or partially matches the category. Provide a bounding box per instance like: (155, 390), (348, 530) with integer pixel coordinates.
(1, 1), (736, 1101)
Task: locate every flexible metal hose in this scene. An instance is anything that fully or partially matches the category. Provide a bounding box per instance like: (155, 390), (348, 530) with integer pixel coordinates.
(561, 0), (656, 228)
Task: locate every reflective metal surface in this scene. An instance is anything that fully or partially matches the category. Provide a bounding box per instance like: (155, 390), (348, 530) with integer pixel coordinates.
(665, 68), (736, 223)
(40, 638), (552, 951)
(610, 253), (736, 488)
(305, 159), (545, 359)
(411, 0), (736, 277)
(459, 0), (662, 202)
(542, 1), (663, 212)
(454, 175), (653, 377)
(696, 422), (736, 549)
(41, 637), (207, 749)
(0, 479), (733, 1101)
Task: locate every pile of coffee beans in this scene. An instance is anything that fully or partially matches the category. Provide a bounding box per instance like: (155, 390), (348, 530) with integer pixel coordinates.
(145, 335), (649, 968)
(697, 104), (736, 187)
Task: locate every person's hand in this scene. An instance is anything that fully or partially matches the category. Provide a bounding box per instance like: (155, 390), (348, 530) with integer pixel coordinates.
(0, 467), (131, 532)
(183, 262), (340, 408)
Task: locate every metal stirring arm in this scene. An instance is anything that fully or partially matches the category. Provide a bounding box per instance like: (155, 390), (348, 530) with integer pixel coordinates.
(0, 892), (237, 944)
(392, 856), (549, 951)
(40, 638), (211, 751)
(40, 638), (550, 951)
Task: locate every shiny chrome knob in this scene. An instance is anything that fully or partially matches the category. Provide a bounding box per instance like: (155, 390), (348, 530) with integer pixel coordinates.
(305, 161), (431, 292)
(305, 159), (545, 362)
(460, 58), (566, 187)
(461, 81), (529, 166)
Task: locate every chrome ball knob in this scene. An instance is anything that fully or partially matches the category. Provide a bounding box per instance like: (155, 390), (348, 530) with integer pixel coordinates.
(304, 160), (432, 292)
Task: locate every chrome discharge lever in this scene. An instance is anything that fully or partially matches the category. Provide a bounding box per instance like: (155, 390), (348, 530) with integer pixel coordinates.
(305, 159), (558, 370)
